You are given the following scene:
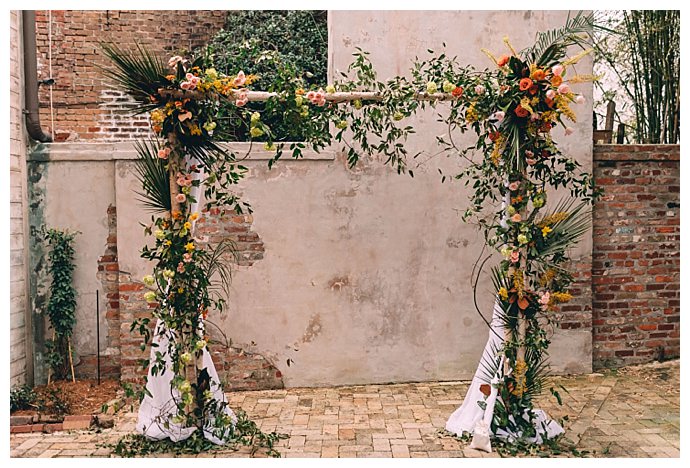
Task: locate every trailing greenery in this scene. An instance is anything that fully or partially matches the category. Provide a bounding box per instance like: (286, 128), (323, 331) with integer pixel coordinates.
(107, 410), (287, 457)
(442, 429), (592, 458)
(44, 228), (79, 381)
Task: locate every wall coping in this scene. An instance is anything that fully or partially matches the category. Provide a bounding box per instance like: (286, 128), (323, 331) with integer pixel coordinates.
(593, 144), (680, 162)
(28, 142), (337, 162)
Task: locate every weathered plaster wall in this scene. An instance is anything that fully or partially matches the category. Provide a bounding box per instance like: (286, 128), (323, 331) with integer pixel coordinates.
(27, 10), (594, 386)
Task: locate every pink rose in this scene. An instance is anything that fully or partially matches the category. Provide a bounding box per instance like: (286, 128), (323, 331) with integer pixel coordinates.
(233, 70), (246, 87)
(530, 112), (540, 121)
(546, 89), (556, 100)
(511, 213), (522, 223)
(168, 55), (183, 68)
(508, 181), (520, 191)
(575, 95), (586, 105)
(539, 291), (551, 310)
(565, 127), (574, 136)
(180, 81), (191, 90)
(493, 111), (505, 122)
(158, 148), (170, 159)
(474, 84), (485, 95)
(175, 193), (187, 203)
(552, 64), (564, 76)
(510, 251), (520, 263)
(526, 158), (537, 166)
(557, 83), (571, 95)
(306, 91), (315, 100)
(186, 73), (194, 81)
(183, 252), (193, 263)
(525, 150), (534, 157)
(177, 262), (186, 273)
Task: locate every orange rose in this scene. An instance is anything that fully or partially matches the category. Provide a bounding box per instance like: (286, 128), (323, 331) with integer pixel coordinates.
(514, 105), (529, 118)
(452, 86), (464, 98)
(531, 69), (546, 81)
(497, 55), (510, 67)
(519, 78), (533, 91)
(488, 131), (500, 142)
(551, 75), (563, 87)
(528, 85), (538, 95)
(545, 98), (555, 108)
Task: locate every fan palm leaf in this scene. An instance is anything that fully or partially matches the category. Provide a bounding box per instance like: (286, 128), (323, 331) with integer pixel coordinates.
(535, 199), (591, 259)
(100, 42), (168, 114)
(520, 11), (594, 67)
(132, 139), (170, 213)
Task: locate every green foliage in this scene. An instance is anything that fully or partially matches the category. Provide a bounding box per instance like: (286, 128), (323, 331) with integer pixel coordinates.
(521, 11), (594, 67)
(202, 10), (327, 141)
(44, 228), (79, 381)
(442, 429), (591, 457)
(107, 410), (288, 458)
(10, 385), (39, 412)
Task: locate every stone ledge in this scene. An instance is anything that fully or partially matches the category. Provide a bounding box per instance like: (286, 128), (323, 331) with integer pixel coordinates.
(29, 142), (337, 162)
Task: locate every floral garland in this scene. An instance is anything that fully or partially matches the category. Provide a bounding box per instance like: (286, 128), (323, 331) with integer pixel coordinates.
(103, 13), (598, 449)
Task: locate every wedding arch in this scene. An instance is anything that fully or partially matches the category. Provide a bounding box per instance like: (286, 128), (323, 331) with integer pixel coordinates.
(103, 11), (598, 455)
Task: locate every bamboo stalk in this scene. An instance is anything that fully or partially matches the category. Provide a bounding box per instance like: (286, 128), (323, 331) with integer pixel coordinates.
(158, 88), (461, 103)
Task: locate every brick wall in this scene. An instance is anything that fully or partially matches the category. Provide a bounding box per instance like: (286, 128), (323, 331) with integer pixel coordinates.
(10, 10), (31, 386)
(75, 205), (121, 379)
(34, 10), (227, 141)
(592, 145), (680, 368)
(116, 208), (281, 390)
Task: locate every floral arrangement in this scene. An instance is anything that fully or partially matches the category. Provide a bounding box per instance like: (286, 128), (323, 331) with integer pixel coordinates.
(102, 11), (598, 452)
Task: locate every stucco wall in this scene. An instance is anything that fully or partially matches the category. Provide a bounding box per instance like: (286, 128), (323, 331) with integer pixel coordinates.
(27, 10), (594, 386)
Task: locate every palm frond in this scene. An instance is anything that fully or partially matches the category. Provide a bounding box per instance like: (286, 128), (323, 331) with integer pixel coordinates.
(199, 238), (238, 300)
(132, 139), (171, 213)
(477, 340), (505, 384)
(536, 199), (591, 259)
(521, 11), (594, 67)
(100, 42), (168, 112)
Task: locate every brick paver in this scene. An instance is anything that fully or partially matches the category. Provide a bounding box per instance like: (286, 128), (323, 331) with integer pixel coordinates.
(10, 360), (679, 458)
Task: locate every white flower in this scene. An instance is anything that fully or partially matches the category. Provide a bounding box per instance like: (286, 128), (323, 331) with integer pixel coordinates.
(143, 275), (155, 287)
(154, 229), (165, 240)
(442, 80), (455, 93)
(325, 84), (336, 94)
(426, 81), (438, 94)
(194, 339), (207, 351)
(474, 84), (485, 95)
(575, 95), (586, 105)
(564, 127), (574, 136)
(180, 352), (192, 365)
(493, 111), (505, 122)
(144, 291), (157, 303)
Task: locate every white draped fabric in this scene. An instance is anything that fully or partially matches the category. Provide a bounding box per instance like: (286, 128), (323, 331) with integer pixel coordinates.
(136, 319), (236, 443)
(445, 301), (563, 451)
(136, 159), (237, 444)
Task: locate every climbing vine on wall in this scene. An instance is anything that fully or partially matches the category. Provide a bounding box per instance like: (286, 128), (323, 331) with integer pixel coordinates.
(102, 11), (599, 452)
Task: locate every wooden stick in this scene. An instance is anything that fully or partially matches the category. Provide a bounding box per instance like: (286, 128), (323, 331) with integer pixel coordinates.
(47, 329), (55, 385)
(67, 338), (76, 383)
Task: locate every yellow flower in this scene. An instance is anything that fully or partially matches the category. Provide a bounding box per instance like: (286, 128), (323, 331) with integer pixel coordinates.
(178, 287), (184, 294)
(498, 287), (508, 300)
(185, 242), (195, 252)
(164, 240), (172, 246)
(183, 222), (192, 230)
(190, 212), (199, 221)
(551, 291), (573, 304)
(190, 124), (202, 136)
(465, 103), (479, 123)
(542, 226), (553, 237)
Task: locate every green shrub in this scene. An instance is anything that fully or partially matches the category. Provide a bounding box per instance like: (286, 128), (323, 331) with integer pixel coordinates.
(10, 385), (38, 412)
(201, 10), (327, 141)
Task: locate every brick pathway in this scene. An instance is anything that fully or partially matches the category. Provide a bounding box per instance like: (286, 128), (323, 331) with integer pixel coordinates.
(10, 360), (679, 458)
